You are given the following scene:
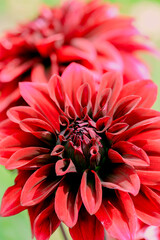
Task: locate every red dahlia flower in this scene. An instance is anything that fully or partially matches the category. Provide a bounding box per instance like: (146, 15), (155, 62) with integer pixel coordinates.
(0, 0), (157, 121)
(1, 63), (160, 240)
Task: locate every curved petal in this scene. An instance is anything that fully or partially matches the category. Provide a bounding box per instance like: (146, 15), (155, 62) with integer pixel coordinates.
(112, 95), (141, 120)
(19, 82), (60, 131)
(36, 33), (64, 57)
(118, 79), (157, 108)
(101, 164), (140, 196)
(55, 175), (82, 228)
(21, 163), (61, 206)
(80, 170), (102, 215)
(94, 41), (124, 72)
(120, 51), (150, 83)
(55, 158), (76, 176)
(137, 170), (160, 186)
(34, 202), (60, 240)
(6, 147), (50, 170)
(96, 191), (137, 240)
(7, 106), (47, 124)
(132, 186), (160, 226)
(0, 172), (30, 216)
(61, 63), (97, 115)
(0, 131), (41, 149)
(69, 207), (104, 240)
(48, 74), (66, 111)
(31, 64), (48, 83)
(98, 71), (123, 112)
(110, 141), (150, 167)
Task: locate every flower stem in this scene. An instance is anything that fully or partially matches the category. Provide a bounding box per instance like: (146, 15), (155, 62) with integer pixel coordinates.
(60, 223), (68, 240)
(104, 231), (107, 240)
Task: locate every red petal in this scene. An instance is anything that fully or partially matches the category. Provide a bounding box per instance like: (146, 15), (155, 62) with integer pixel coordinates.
(7, 106), (47, 124)
(0, 171), (31, 216)
(0, 58), (36, 82)
(132, 186), (160, 226)
(77, 83), (91, 110)
(0, 85), (20, 114)
(107, 122), (128, 135)
(94, 41), (123, 72)
(98, 71), (123, 112)
(21, 163), (61, 206)
(19, 82), (60, 131)
(96, 116), (111, 133)
(118, 115), (160, 142)
(120, 51), (150, 83)
(55, 159), (76, 176)
(31, 64), (48, 83)
(0, 131), (41, 149)
(93, 88), (111, 119)
(124, 108), (160, 127)
(119, 79), (157, 108)
(0, 185), (25, 217)
(6, 147), (50, 170)
(80, 170), (102, 214)
(113, 95), (141, 120)
(101, 164), (140, 196)
(34, 202), (60, 240)
(99, 191), (137, 240)
(69, 207), (104, 240)
(48, 74), (66, 111)
(55, 175), (82, 227)
(137, 170), (160, 185)
(111, 141), (150, 167)
(57, 38), (97, 65)
(36, 34), (64, 57)
(61, 63), (97, 115)
(19, 118), (55, 141)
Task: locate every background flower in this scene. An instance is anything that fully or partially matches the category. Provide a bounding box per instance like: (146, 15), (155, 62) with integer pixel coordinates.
(1, 63), (160, 240)
(0, 0), (157, 121)
(135, 220), (160, 240)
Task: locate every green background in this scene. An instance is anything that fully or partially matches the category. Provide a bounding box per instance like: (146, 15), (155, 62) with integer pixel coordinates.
(0, 0), (160, 239)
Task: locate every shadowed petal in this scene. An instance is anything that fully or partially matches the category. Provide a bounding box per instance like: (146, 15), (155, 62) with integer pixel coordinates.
(6, 147), (50, 170)
(34, 202), (60, 240)
(55, 175), (82, 228)
(110, 141), (150, 167)
(21, 163), (62, 206)
(0, 172), (31, 216)
(80, 170), (102, 215)
(69, 207), (104, 240)
(101, 164), (140, 196)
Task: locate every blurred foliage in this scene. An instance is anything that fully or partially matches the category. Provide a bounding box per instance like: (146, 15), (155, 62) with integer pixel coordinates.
(0, 0), (160, 239)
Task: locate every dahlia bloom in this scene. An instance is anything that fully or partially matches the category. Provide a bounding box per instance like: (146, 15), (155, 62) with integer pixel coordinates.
(1, 63), (160, 240)
(0, 0), (157, 120)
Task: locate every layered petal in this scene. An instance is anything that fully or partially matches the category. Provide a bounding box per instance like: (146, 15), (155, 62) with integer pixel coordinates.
(69, 207), (104, 240)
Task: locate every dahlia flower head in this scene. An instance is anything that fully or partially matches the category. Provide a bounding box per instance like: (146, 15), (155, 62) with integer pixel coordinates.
(1, 63), (160, 240)
(0, 0), (157, 121)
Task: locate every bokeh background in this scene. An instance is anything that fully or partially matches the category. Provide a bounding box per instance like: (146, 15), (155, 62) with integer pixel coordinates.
(0, 0), (160, 239)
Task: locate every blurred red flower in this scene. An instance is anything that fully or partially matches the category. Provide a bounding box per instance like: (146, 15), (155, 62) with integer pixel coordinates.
(0, 0), (157, 120)
(135, 221), (160, 240)
(1, 63), (160, 240)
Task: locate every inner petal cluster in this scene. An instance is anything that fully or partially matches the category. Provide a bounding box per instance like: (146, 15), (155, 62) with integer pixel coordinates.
(55, 118), (108, 174)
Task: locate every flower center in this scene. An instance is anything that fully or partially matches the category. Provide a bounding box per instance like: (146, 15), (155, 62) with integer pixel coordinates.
(56, 119), (109, 173)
